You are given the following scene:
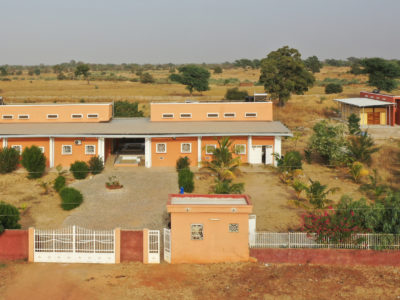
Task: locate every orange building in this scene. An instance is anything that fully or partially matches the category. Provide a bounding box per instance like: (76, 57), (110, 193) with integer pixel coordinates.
(0, 100), (291, 168)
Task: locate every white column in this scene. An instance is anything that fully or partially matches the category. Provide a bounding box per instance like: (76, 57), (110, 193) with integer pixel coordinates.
(97, 137), (105, 161)
(2, 138), (7, 148)
(248, 215), (256, 247)
(145, 137), (152, 168)
(197, 136), (202, 167)
(274, 136), (282, 167)
(247, 136), (252, 163)
(49, 137), (55, 168)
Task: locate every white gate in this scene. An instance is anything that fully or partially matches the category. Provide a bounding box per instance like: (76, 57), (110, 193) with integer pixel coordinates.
(34, 226), (115, 264)
(164, 228), (171, 263)
(148, 230), (160, 264)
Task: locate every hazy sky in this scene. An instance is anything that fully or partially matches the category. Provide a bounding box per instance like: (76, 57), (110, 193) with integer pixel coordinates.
(1, 0), (399, 65)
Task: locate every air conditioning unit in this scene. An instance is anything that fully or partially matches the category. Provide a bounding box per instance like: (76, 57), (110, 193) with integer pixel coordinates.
(74, 140), (82, 145)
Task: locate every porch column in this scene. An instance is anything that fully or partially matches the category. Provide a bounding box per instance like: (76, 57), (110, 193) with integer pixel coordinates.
(247, 136), (252, 163)
(49, 137), (55, 168)
(2, 138), (7, 148)
(274, 136), (282, 167)
(197, 136), (202, 167)
(97, 137), (105, 161)
(145, 138), (152, 168)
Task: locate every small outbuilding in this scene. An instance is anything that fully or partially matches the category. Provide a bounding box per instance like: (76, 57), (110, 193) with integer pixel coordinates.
(166, 194), (253, 264)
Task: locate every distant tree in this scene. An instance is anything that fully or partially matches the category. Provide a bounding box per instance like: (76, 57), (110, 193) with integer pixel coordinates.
(225, 87), (248, 100)
(259, 46), (315, 106)
(304, 56), (322, 73)
(0, 66), (8, 76)
(33, 68), (41, 76)
(169, 65), (210, 95)
(360, 58), (400, 92)
(74, 64), (91, 84)
(324, 59), (350, 67)
(212, 66), (223, 74)
(347, 113), (361, 135)
(113, 101), (144, 117)
(139, 72), (155, 84)
(325, 83), (343, 94)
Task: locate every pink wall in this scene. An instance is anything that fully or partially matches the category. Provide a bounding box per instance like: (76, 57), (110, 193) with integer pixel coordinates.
(0, 230), (29, 260)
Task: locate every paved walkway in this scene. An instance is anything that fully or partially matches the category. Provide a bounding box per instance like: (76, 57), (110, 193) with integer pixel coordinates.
(63, 167), (178, 230)
(362, 125), (400, 140)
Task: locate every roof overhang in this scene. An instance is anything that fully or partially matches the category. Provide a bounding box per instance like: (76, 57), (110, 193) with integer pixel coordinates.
(334, 98), (395, 107)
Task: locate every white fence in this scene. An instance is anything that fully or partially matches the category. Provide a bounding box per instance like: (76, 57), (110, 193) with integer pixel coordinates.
(250, 232), (400, 250)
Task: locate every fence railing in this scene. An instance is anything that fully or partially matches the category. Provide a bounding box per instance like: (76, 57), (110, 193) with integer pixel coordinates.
(249, 232), (400, 250)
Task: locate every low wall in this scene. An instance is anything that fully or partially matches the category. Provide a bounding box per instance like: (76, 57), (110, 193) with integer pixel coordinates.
(0, 230), (29, 260)
(120, 230), (143, 262)
(250, 248), (400, 267)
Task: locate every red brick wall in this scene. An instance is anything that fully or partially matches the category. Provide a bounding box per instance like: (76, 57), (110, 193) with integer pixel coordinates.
(120, 230), (143, 262)
(250, 248), (400, 267)
(0, 230), (29, 260)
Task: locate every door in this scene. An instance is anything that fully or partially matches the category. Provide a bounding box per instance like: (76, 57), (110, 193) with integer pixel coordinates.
(250, 146), (262, 164)
(164, 228), (171, 263)
(148, 230), (160, 264)
(264, 146), (273, 165)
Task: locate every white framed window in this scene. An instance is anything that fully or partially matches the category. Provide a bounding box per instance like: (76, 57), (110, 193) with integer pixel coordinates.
(156, 143), (167, 153)
(245, 112), (257, 118)
(2, 115), (14, 120)
(18, 114), (30, 120)
(181, 143), (192, 153)
(87, 113), (99, 119)
(235, 144), (246, 155)
(71, 114), (83, 119)
(205, 144), (216, 155)
(47, 114), (59, 119)
(85, 145), (96, 155)
(191, 224), (204, 240)
(229, 223), (239, 233)
(62, 145), (72, 155)
(180, 113), (192, 119)
(224, 112), (236, 118)
(207, 113), (219, 118)
(162, 113), (174, 119)
(11, 145), (22, 154)
(39, 146), (45, 153)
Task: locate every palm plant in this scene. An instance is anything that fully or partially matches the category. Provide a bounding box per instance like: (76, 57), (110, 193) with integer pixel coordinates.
(347, 132), (379, 166)
(304, 179), (339, 209)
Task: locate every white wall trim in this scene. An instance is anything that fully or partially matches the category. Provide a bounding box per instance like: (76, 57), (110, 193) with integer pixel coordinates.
(247, 136), (252, 163)
(197, 136), (202, 167)
(49, 137), (54, 168)
(145, 138), (152, 168)
(97, 138), (105, 161)
(2, 138), (7, 148)
(274, 136), (282, 167)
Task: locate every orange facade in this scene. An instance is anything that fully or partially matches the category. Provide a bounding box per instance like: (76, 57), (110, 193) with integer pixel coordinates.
(152, 137), (198, 167)
(200, 136), (248, 163)
(7, 138), (50, 166)
(54, 137), (98, 167)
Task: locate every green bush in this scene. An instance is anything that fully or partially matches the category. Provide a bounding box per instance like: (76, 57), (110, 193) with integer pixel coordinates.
(140, 72), (155, 84)
(225, 87), (249, 100)
(88, 156), (104, 175)
(275, 151), (303, 172)
(214, 180), (244, 194)
(0, 202), (21, 234)
(60, 187), (83, 210)
(70, 161), (89, 179)
(325, 83), (343, 94)
(21, 146), (46, 179)
(53, 175), (66, 192)
(0, 147), (20, 174)
(178, 168), (194, 193)
(176, 156), (190, 171)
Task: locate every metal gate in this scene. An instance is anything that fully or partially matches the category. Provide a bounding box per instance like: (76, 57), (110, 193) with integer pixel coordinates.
(148, 230), (160, 264)
(164, 228), (171, 263)
(34, 226), (115, 264)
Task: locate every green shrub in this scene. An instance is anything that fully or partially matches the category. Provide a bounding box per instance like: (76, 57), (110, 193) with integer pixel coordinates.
(140, 72), (155, 84)
(325, 83), (343, 94)
(60, 187), (83, 210)
(21, 146), (46, 179)
(0, 147), (20, 174)
(53, 175), (66, 192)
(178, 168), (194, 193)
(224, 87), (249, 100)
(70, 161), (89, 179)
(275, 151), (303, 172)
(0, 202), (21, 234)
(88, 156), (104, 175)
(214, 179), (244, 194)
(176, 156), (190, 171)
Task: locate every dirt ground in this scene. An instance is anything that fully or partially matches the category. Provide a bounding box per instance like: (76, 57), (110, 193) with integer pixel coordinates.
(0, 261), (399, 300)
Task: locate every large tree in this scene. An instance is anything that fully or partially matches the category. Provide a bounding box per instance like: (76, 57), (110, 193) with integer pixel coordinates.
(74, 63), (90, 84)
(304, 55), (322, 73)
(361, 58), (400, 92)
(259, 46), (315, 106)
(169, 65), (210, 95)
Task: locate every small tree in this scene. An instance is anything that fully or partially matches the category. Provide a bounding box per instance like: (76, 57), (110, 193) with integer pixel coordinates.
(53, 175), (66, 192)
(304, 55), (322, 73)
(70, 161), (90, 179)
(303, 179), (339, 209)
(169, 65), (211, 95)
(347, 132), (379, 166)
(113, 101), (144, 117)
(347, 113), (361, 135)
(0, 147), (20, 174)
(348, 161), (369, 183)
(21, 146), (46, 179)
(74, 64), (90, 84)
(214, 179), (244, 194)
(325, 83), (343, 94)
(361, 58), (400, 92)
(0, 202), (21, 234)
(291, 179), (306, 200)
(225, 87), (249, 100)
(176, 156), (190, 172)
(60, 187), (83, 210)
(178, 168), (194, 193)
(213, 66), (223, 74)
(140, 72), (155, 84)
(88, 156), (104, 175)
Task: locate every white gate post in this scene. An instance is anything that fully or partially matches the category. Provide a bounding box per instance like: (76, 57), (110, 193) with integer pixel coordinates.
(248, 215), (256, 247)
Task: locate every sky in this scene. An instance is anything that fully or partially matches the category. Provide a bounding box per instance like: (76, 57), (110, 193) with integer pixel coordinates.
(1, 0), (399, 65)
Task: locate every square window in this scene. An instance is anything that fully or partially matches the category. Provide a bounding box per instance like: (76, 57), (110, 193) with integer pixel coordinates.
(191, 224), (203, 240)
(11, 145), (22, 154)
(85, 145), (96, 155)
(235, 144), (246, 155)
(181, 143), (191, 153)
(205, 144), (216, 155)
(62, 145), (72, 155)
(156, 143), (167, 153)
(39, 146), (45, 153)
(229, 223), (239, 233)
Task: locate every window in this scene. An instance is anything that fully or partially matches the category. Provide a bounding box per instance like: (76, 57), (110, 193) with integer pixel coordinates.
(11, 145), (22, 154)
(71, 114), (83, 119)
(87, 114), (99, 119)
(156, 143), (167, 153)
(235, 144), (246, 155)
(39, 146), (45, 153)
(2, 115), (13, 120)
(224, 112), (236, 118)
(245, 112), (257, 118)
(229, 223), (239, 233)
(85, 145), (96, 155)
(62, 145), (72, 155)
(180, 113), (192, 119)
(47, 114), (59, 119)
(18, 114), (30, 120)
(207, 113), (219, 118)
(181, 143), (192, 153)
(162, 113), (174, 119)
(205, 144), (216, 155)
(191, 224), (203, 240)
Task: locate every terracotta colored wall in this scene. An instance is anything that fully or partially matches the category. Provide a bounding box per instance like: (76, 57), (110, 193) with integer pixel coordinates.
(0, 103), (112, 123)
(150, 102), (273, 122)
(201, 136), (248, 163)
(250, 248), (400, 267)
(120, 230), (144, 262)
(152, 137), (198, 167)
(7, 138), (50, 167)
(54, 137), (98, 167)
(252, 136), (274, 146)
(0, 230), (29, 260)
(170, 212), (249, 264)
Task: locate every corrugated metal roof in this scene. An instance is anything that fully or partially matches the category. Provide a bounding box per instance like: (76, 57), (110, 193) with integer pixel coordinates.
(334, 98), (394, 107)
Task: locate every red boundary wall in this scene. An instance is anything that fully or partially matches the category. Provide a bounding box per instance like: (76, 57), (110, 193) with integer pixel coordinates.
(0, 230), (29, 260)
(120, 230), (143, 262)
(250, 248), (400, 267)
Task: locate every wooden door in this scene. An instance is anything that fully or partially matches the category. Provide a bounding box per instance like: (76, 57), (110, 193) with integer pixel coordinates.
(367, 113), (374, 124)
(373, 112), (380, 124)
